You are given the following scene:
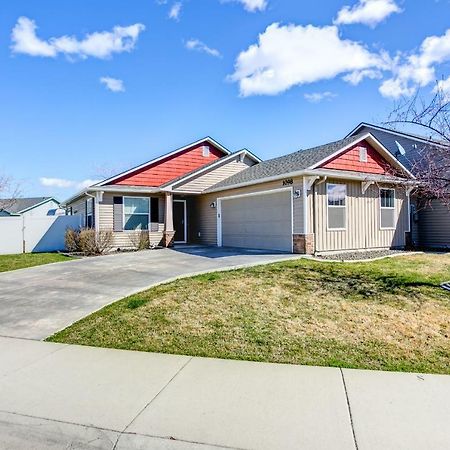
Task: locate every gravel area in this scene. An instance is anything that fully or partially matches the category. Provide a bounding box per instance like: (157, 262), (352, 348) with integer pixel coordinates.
(315, 249), (408, 261)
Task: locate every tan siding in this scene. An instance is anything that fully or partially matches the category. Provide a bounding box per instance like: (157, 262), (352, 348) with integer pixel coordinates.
(314, 179), (409, 252)
(195, 177), (304, 246)
(99, 193), (165, 248)
(173, 155), (256, 193)
(418, 199), (450, 248)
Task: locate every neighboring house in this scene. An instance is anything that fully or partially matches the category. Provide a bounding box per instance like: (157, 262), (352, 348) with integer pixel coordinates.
(347, 123), (450, 250)
(65, 134), (414, 254)
(0, 197), (61, 217)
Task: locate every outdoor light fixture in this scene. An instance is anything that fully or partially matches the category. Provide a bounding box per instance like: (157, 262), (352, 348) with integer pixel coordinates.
(294, 189), (301, 199)
(210, 202), (216, 208)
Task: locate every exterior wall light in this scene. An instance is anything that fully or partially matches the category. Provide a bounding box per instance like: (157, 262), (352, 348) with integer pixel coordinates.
(210, 202), (216, 209)
(293, 190), (301, 199)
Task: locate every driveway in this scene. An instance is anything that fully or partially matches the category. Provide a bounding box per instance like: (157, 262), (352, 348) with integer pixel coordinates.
(0, 246), (299, 340)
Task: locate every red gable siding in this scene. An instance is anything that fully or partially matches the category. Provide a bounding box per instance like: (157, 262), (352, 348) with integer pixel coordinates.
(112, 142), (224, 187)
(320, 140), (392, 174)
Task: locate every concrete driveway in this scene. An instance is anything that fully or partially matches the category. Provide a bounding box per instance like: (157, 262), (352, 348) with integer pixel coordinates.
(0, 246), (299, 340)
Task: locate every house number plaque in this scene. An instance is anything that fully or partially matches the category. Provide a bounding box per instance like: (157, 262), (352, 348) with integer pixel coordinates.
(282, 178), (293, 186)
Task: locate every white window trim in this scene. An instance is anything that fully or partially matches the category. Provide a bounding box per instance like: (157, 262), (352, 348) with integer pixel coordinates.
(379, 188), (396, 230)
(86, 197), (94, 228)
(122, 196), (150, 232)
(326, 183), (347, 231)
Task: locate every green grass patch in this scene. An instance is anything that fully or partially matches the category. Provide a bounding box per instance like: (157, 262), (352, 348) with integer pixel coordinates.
(48, 253), (450, 374)
(0, 253), (72, 273)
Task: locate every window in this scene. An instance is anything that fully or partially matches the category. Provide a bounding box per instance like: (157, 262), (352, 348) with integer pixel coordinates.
(359, 146), (367, 162)
(86, 198), (94, 228)
(124, 197), (149, 231)
(380, 188), (395, 229)
(327, 183), (346, 230)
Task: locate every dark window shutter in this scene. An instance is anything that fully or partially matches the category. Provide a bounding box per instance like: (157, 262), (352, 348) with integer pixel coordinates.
(150, 197), (159, 232)
(113, 197), (123, 232)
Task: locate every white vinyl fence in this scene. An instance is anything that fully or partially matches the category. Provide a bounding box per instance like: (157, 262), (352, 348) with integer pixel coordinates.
(0, 215), (82, 255)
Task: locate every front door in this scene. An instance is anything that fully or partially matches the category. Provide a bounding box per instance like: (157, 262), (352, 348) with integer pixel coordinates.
(173, 200), (187, 243)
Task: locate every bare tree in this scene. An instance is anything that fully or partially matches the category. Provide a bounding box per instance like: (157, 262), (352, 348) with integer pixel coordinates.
(384, 83), (450, 205)
(0, 175), (20, 212)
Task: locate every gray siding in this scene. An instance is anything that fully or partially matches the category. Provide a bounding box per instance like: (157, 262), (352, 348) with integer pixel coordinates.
(418, 200), (450, 249)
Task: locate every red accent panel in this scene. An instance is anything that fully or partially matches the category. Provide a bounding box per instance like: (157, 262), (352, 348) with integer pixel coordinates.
(112, 142), (223, 186)
(321, 140), (392, 174)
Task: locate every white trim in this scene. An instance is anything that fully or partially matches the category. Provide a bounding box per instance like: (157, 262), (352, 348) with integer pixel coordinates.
(164, 149), (261, 191)
(326, 183), (347, 231)
(310, 132), (415, 178)
(96, 137), (231, 187)
(405, 188), (412, 233)
(216, 187), (294, 251)
(379, 187), (396, 230)
(346, 122), (448, 148)
(361, 181), (374, 194)
(122, 196), (150, 232)
(302, 176), (319, 234)
(173, 199), (187, 244)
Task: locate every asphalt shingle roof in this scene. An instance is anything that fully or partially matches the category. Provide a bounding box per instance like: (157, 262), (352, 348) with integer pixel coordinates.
(207, 132), (368, 191)
(0, 197), (56, 214)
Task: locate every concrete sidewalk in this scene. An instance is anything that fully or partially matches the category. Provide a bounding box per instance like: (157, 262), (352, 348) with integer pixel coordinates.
(0, 337), (449, 450)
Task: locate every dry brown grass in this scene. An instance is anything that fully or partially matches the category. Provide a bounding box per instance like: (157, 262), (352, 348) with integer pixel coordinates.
(48, 253), (450, 374)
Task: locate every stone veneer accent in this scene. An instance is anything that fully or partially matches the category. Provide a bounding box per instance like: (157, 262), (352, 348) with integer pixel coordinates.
(293, 234), (315, 255)
(162, 231), (175, 248)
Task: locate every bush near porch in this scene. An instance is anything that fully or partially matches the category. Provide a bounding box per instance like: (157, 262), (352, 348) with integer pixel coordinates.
(48, 253), (450, 375)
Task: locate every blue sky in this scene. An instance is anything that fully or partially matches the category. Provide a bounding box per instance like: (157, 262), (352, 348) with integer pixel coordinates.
(1, 0), (450, 200)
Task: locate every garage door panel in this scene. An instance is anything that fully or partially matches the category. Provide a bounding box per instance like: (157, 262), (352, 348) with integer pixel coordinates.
(220, 191), (292, 252)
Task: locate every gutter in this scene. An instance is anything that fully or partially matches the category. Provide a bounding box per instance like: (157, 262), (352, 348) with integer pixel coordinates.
(205, 169), (416, 194)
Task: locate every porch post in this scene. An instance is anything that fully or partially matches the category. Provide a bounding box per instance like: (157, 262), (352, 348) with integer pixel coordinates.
(163, 192), (175, 247)
(94, 191), (103, 234)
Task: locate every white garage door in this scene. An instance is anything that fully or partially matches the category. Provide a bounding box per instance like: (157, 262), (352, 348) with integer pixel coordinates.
(219, 190), (292, 252)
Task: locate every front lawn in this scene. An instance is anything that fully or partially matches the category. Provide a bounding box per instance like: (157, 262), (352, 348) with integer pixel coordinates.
(0, 253), (71, 273)
(48, 253), (450, 374)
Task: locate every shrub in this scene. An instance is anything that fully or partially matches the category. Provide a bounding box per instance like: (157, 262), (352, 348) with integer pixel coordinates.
(128, 230), (150, 251)
(65, 228), (113, 256)
(65, 228), (80, 253)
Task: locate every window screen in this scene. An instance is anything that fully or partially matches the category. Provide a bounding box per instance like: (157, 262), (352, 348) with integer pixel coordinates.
(380, 189), (395, 229)
(327, 184), (346, 230)
(124, 197), (149, 231)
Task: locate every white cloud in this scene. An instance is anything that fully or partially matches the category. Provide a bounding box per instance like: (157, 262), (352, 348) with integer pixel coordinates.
(224, 0), (268, 12)
(334, 0), (401, 27)
(304, 91), (337, 103)
(169, 2), (182, 20)
(40, 178), (100, 190)
(343, 68), (383, 85)
(230, 23), (386, 96)
(379, 28), (450, 98)
(100, 77), (125, 92)
(185, 39), (221, 57)
(11, 17), (145, 59)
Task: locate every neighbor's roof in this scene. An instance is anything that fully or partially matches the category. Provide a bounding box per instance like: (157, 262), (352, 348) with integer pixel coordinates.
(347, 122), (447, 171)
(0, 197), (59, 214)
(207, 132), (370, 191)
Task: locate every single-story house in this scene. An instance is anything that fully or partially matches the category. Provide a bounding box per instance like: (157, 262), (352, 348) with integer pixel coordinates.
(0, 197), (61, 217)
(347, 123), (450, 250)
(65, 133), (415, 254)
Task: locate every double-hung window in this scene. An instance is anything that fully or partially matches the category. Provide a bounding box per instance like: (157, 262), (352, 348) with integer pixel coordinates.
(124, 197), (149, 231)
(327, 183), (346, 230)
(380, 188), (395, 229)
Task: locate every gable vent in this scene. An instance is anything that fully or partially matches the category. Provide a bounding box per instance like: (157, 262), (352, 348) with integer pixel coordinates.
(359, 146), (367, 162)
(202, 145), (210, 157)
